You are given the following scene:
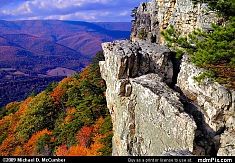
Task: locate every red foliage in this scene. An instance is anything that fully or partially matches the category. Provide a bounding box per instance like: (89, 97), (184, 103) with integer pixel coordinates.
(55, 145), (68, 156)
(76, 126), (93, 147)
(23, 129), (52, 155)
(56, 118), (106, 156)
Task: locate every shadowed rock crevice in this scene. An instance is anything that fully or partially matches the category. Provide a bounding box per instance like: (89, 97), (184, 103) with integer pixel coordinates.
(126, 98), (137, 155)
(168, 53), (182, 88)
(99, 0), (235, 156)
(179, 93), (221, 156)
(177, 55), (235, 156)
(161, 52), (223, 156)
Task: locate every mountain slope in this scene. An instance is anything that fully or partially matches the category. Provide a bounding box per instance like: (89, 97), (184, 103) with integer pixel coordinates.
(0, 52), (112, 156)
(0, 20), (130, 57)
(0, 20), (130, 107)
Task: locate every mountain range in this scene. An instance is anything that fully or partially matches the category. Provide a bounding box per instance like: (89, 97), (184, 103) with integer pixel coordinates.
(0, 20), (130, 106)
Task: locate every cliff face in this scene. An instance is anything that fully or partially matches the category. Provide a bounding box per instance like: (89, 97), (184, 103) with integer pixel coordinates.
(100, 41), (196, 156)
(177, 56), (235, 156)
(131, 0), (218, 43)
(99, 0), (235, 156)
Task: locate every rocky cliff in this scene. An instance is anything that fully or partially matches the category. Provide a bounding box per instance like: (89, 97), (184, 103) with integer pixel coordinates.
(99, 0), (234, 156)
(131, 0), (218, 44)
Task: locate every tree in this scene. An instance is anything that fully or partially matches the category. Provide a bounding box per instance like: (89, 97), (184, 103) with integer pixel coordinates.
(91, 51), (105, 65)
(76, 126), (93, 147)
(192, 0), (235, 18)
(0, 51), (112, 156)
(45, 82), (58, 93)
(50, 86), (66, 104)
(55, 145), (68, 156)
(23, 129), (52, 156)
(64, 107), (77, 124)
(161, 0), (235, 88)
(0, 98), (32, 156)
(66, 86), (82, 107)
(16, 93), (59, 140)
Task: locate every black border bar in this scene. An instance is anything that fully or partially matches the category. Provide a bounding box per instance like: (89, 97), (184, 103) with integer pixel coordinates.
(0, 156), (235, 163)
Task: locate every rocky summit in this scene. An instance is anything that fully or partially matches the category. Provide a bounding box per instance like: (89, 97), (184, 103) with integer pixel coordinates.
(99, 0), (235, 156)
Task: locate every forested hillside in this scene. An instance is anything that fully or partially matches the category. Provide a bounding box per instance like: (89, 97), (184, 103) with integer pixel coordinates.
(0, 52), (112, 156)
(0, 20), (130, 107)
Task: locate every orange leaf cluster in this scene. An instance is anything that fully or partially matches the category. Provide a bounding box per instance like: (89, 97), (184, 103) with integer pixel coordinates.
(60, 77), (73, 85)
(67, 145), (90, 156)
(89, 133), (105, 156)
(23, 129), (52, 156)
(56, 118), (106, 156)
(50, 86), (65, 104)
(93, 117), (104, 133)
(64, 107), (77, 124)
(0, 98), (33, 156)
(0, 134), (18, 156)
(15, 97), (32, 117)
(12, 146), (24, 156)
(55, 144), (91, 156)
(55, 145), (68, 156)
(5, 102), (20, 111)
(67, 107), (77, 114)
(76, 126), (93, 147)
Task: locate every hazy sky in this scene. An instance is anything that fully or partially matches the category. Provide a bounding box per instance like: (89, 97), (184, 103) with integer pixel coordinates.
(0, 0), (144, 22)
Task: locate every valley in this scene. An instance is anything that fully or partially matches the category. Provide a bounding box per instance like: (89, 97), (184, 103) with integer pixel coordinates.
(0, 20), (130, 106)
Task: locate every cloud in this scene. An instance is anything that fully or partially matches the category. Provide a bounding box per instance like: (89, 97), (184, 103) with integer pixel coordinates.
(0, 0), (31, 8)
(0, 0), (144, 22)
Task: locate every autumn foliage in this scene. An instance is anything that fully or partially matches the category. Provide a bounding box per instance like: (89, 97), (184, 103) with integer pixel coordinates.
(76, 126), (93, 147)
(50, 86), (66, 104)
(56, 118), (106, 156)
(23, 129), (52, 155)
(0, 51), (112, 156)
(0, 97), (32, 155)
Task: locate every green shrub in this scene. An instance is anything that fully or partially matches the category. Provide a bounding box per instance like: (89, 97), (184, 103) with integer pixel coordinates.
(0, 102), (20, 119)
(99, 116), (112, 135)
(99, 133), (113, 156)
(161, 19), (235, 67)
(53, 112), (83, 147)
(193, 70), (216, 83)
(36, 134), (53, 155)
(66, 86), (82, 107)
(192, 0), (235, 17)
(45, 82), (58, 93)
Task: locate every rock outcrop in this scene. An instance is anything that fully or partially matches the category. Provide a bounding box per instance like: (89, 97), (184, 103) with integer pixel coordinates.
(177, 55), (235, 156)
(178, 55), (234, 132)
(100, 40), (196, 156)
(131, 0), (218, 44)
(99, 0), (234, 156)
